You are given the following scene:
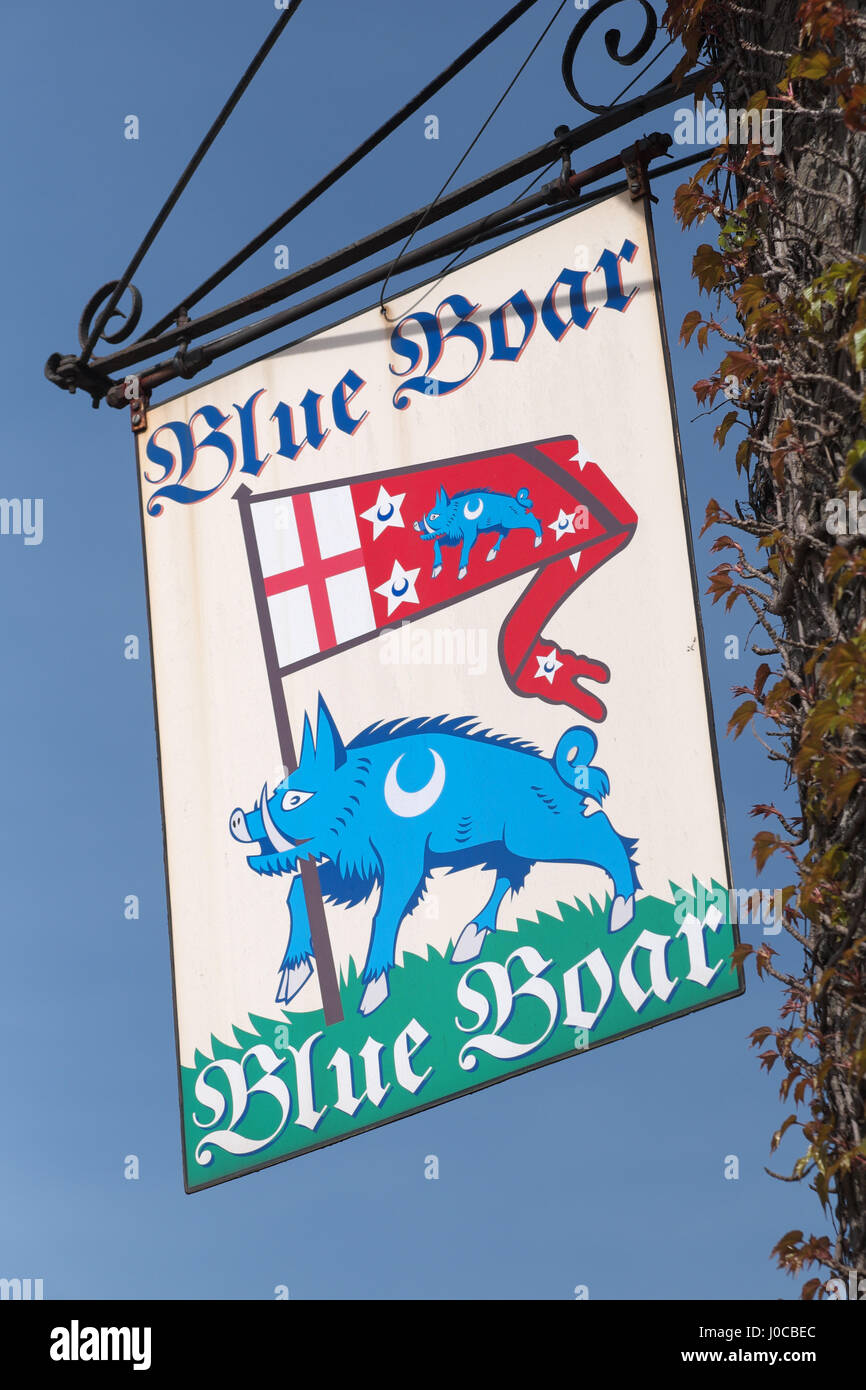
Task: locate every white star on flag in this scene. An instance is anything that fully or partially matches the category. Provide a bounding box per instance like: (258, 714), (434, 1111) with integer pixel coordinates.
(535, 648), (563, 684)
(570, 447), (587, 472)
(360, 486), (406, 539)
(549, 508), (578, 540)
(374, 559), (421, 615)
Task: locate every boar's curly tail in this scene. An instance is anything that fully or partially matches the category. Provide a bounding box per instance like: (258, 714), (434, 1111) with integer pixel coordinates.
(516, 486), (533, 510)
(553, 726), (610, 803)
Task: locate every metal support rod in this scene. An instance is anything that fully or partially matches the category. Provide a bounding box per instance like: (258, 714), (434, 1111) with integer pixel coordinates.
(142, 0), (547, 341)
(105, 134), (687, 409)
(85, 70), (706, 384)
(108, 202), (583, 407)
(79, 1), (305, 366)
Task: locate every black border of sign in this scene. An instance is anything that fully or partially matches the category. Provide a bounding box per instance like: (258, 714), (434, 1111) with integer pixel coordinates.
(134, 186), (743, 1194)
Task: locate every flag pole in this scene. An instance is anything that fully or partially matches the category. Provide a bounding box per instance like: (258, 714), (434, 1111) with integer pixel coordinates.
(233, 483), (344, 1026)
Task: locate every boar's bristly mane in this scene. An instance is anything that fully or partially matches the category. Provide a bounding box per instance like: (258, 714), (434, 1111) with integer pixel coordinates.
(350, 715), (541, 756)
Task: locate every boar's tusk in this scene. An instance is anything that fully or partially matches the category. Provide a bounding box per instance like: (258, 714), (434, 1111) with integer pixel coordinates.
(384, 750), (445, 818)
(259, 783), (295, 852)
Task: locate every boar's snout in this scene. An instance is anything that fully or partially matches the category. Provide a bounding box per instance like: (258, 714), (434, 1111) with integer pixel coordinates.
(229, 808), (253, 843)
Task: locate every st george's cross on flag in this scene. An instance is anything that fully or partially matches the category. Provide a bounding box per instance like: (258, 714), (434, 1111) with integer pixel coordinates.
(240, 434), (637, 724)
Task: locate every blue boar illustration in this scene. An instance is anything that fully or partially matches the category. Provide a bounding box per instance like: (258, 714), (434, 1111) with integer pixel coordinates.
(230, 696), (639, 1016)
(414, 485), (543, 579)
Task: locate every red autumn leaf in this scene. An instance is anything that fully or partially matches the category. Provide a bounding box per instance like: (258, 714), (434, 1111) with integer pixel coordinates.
(728, 699), (757, 738)
(680, 309), (702, 345)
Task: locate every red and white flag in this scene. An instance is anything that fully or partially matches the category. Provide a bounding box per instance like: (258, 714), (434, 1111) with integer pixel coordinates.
(240, 434), (637, 722)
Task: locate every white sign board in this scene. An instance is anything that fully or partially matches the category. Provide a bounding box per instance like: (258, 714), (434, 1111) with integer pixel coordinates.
(136, 190), (739, 1190)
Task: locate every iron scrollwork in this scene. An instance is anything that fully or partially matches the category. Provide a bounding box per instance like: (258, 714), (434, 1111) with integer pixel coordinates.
(77, 280), (143, 352)
(562, 0), (660, 114)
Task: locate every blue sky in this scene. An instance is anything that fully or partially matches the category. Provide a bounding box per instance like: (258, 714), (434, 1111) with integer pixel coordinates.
(1, 0), (813, 1299)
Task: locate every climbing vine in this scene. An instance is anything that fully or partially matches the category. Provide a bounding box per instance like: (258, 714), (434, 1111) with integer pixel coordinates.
(663, 0), (866, 1296)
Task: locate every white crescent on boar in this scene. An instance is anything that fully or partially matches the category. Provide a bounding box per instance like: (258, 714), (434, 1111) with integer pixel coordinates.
(384, 750), (446, 818)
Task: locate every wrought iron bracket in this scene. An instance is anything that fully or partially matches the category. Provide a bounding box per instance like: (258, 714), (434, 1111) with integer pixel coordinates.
(44, 351), (115, 408)
(553, 124), (578, 197)
(45, 2), (709, 416)
(129, 392), (149, 435)
(541, 130), (671, 207)
(621, 134), (667, 200)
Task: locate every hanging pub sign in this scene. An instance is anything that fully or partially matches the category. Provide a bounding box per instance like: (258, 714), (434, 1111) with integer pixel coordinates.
(137, 188), (741, 1191)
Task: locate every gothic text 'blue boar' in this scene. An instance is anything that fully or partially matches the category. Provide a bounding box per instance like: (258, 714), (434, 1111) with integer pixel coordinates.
(230, 695), (639, 1016)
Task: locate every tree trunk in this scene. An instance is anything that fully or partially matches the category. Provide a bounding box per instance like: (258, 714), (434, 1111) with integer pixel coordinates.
(665, 0), (866, 1289)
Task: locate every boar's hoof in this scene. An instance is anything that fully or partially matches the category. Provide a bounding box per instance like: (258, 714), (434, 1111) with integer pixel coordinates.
(451, 922), (488, 963)
(534, 535), (542, 548)
(279, 959), (313, 1004)
(609, 894), (635, 933)
(360, 974), (389, 1015)
(458, 566), (467, 580)
(486, 547), (498, 562)
(432, 564), (442, 578)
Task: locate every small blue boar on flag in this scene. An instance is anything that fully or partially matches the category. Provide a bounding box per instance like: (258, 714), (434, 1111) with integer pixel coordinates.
(413, 484), (543, 578)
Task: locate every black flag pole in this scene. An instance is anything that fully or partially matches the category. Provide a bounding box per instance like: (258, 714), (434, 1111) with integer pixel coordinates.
(234, 483), (344, 1026)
